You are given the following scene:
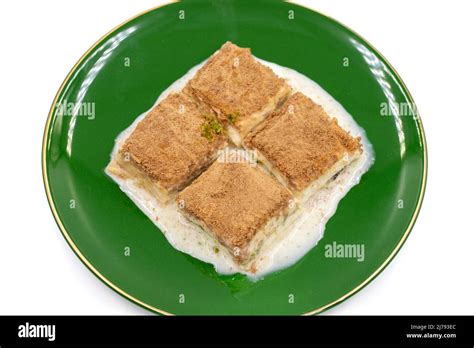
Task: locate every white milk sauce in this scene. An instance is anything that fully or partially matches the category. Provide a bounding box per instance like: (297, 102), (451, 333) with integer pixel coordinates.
(106, 57), (374, 280)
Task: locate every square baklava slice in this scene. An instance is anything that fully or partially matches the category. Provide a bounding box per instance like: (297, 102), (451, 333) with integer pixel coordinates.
(244, 92), (362, 200)
(184, 41), (291, 145)
(176, 159), (294, 265)
(107, 92), (226, 203)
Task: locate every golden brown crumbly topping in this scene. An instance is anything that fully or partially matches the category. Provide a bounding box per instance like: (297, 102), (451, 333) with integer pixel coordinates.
(176, 161), (292, 251)
(244, 92), (362, 191)
(184, 42), (289, 130)
(121, 92), (226, 191)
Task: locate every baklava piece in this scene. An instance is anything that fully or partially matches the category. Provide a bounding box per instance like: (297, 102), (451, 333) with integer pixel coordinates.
(244, 92), (362, 201)
(184, 41), (291, 145)
(107, 92), (226, 203)
(176, 159), (294, 266)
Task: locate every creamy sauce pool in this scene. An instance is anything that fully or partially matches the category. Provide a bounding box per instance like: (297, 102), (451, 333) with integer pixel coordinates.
(107, 57), (374, 280)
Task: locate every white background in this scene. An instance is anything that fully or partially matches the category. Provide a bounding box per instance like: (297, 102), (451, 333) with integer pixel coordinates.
(0, 0), (473, 315)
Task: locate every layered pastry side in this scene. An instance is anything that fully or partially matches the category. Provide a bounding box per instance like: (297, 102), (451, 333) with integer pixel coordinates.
(244, 92), (363, 202)
(176, 157), (296, 268)
(184, 41), (292, 146)
(106, 92), (227, 204)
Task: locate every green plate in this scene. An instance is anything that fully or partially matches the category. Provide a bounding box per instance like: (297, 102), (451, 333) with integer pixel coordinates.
(42, 0), (427, 315)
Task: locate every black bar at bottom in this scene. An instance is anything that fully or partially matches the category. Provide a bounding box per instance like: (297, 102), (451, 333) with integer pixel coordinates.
(0, 316), (472, 346)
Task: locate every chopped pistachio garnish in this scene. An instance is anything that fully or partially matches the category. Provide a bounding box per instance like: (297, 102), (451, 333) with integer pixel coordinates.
(227, 111), (240, 124)
(200, 114), (225, 140)
(201, 123), (213, 140)
(213, 246), (220, 253)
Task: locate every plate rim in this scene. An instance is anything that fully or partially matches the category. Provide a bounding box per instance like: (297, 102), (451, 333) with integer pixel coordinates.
(41, 0), (428, 316)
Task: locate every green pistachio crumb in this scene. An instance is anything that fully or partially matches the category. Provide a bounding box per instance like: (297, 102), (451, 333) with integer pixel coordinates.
(227, 112), (240, 124)
(200, 114), (225, 140)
